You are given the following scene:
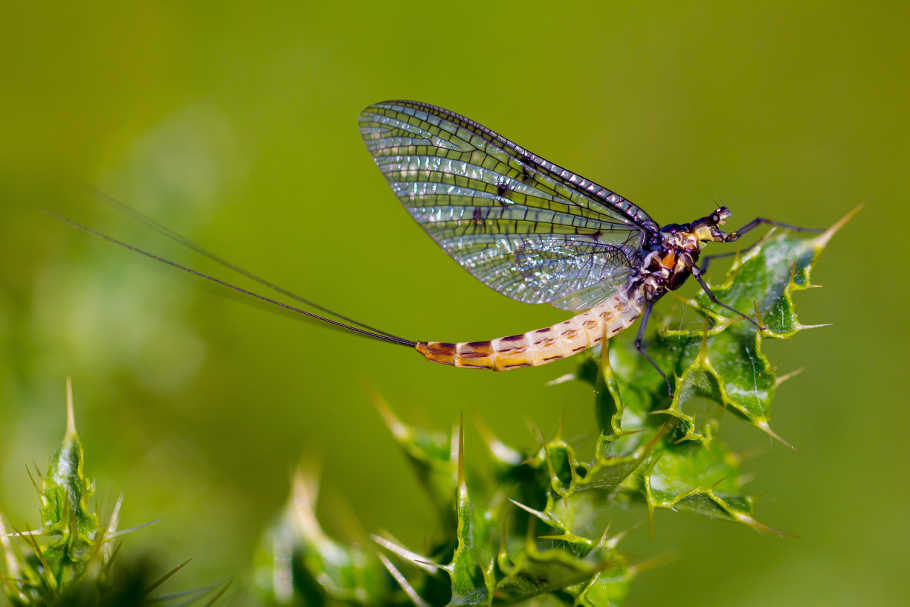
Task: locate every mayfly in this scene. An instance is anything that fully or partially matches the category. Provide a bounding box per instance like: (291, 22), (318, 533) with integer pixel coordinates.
(57, 100), (819, 390)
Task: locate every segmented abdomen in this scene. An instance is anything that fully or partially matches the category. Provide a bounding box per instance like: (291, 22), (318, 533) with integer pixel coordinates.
(415, 289), (645, 370)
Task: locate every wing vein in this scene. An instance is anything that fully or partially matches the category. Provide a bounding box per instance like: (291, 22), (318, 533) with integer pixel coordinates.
(360, 100), (652, 310)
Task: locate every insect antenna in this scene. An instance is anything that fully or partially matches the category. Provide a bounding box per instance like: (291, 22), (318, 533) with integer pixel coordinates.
(47, 211), (417, 348)
(87, 187), (403, 341)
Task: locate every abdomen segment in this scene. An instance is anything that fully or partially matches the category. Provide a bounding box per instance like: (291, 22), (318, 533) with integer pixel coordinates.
(415, 291), (645, 370)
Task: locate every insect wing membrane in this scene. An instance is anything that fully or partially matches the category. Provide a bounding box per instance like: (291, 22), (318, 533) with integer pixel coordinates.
(359, 100), (654, 309)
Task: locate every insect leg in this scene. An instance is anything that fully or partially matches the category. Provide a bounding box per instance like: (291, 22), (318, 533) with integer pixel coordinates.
(698, 250), (738, 274)
(634, 300), (673, 396)
(698, 239), (762, 273)
(691, 268), (763, 329)
(724, 218), (823, 242)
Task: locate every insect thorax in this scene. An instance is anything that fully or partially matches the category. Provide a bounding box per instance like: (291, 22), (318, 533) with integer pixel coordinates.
(634, 233), (697, 298)
(633, 207), (731, 300)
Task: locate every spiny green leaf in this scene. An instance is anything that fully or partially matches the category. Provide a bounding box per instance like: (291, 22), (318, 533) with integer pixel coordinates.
(256, 214), (851, 606)
(635, 439), (768, 530)
(560, 564), (636, 607)
(474, 418), (528, 486)
(39, 378), (99, 581)
(583, 212), (852, 445)
(2, 379), (213, 606)
(494, 543), (610, 604)
(446, 420), (495, 606)
(661, 215), (853, 438)
(0, 513), (28, 605)
(375, 396), (458, 520)
(592, 342), (625, 438)
(254, 470), (393, 606)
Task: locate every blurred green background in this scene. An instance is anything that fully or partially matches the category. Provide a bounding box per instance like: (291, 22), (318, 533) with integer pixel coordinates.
(2, 1), (907, 605)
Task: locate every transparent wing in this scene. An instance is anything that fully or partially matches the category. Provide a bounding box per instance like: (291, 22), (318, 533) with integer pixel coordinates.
(547, 270), (633, 311)
(359, 100), (656, 309)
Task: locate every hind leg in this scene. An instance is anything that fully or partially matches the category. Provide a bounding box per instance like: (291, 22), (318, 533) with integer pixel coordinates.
(634, 300), (673, 396)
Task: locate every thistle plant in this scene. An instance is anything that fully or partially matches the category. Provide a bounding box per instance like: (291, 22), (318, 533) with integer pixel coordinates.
(0, 379), (228, 607)
(254, 212), (854, 606)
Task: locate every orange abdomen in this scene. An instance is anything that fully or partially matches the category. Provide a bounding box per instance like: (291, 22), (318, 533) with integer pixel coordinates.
(415, 291), (645, 370)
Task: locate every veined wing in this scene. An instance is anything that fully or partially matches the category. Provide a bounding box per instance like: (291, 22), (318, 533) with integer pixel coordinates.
(359, 100), (656, 309)
(450, 234), (636, 311)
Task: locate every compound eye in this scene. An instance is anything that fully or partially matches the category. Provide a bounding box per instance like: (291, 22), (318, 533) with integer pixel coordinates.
(713, 206), (731, 225)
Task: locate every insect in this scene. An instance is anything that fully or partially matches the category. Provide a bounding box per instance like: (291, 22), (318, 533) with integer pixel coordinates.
(58, 100), (819, 392)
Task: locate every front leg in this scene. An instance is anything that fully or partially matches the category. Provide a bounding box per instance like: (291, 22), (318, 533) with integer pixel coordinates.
(724, 217), (823, 242)
(692, 266), (763, 330)
(698, 238), (768, 273)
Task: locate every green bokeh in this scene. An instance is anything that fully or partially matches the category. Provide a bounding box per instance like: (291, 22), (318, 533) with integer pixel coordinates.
(2, 1), (907, 605)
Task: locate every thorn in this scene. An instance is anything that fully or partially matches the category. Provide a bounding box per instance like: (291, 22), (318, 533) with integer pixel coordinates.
(644, 421), (673, 452)
(546, 373), (576, 386)
(737, 473), (756, 487)
(106, 518), (161, 539)
(737, 444), (770, 461)
(17, 523), (53, 579)
(201, 580), (233, 607)
(457, 413), (466, 499)
(595, 523), (612, 549)
(797, 322), (833, 330)
(731, 511), (793, 537)
(555, 409), (566, 440)
(629, 551), (677, 576)
(536, 533), (580, 543)
(24, 465), (40, 495)
(602, 524), (636, 551)
(710, 474), (733, 491)
(144, 558), (192, 594)
(756, 419), (795, 450)
(473, 416), (522, 465)
(65, 377), (77, 438)
(149, 581), (224, 603)
(524, 417), (545, 446)
(290, 467), (323, 538)
(775, 368), (804, 387)
(0, 514), (21, 578)
(371, 534), (440, 574)
(508, 499), (546, 520)
(751, 489), (768, 503)
(813, 205), (862, 249)
(564, 430), (595, 447)
(370, 393), (408, 441)
(326, 494), (371, 548)
(377, 553), (432, 607)
(104, 494), (124, 541)
(101, 541), (123, 575)
(3, 529), (41, 538)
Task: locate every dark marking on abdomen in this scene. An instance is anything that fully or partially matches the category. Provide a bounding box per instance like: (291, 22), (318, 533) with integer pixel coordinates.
(429, 342), (456, 353)
(458, 340), (493, 358)
(502, 362), (532, 369)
